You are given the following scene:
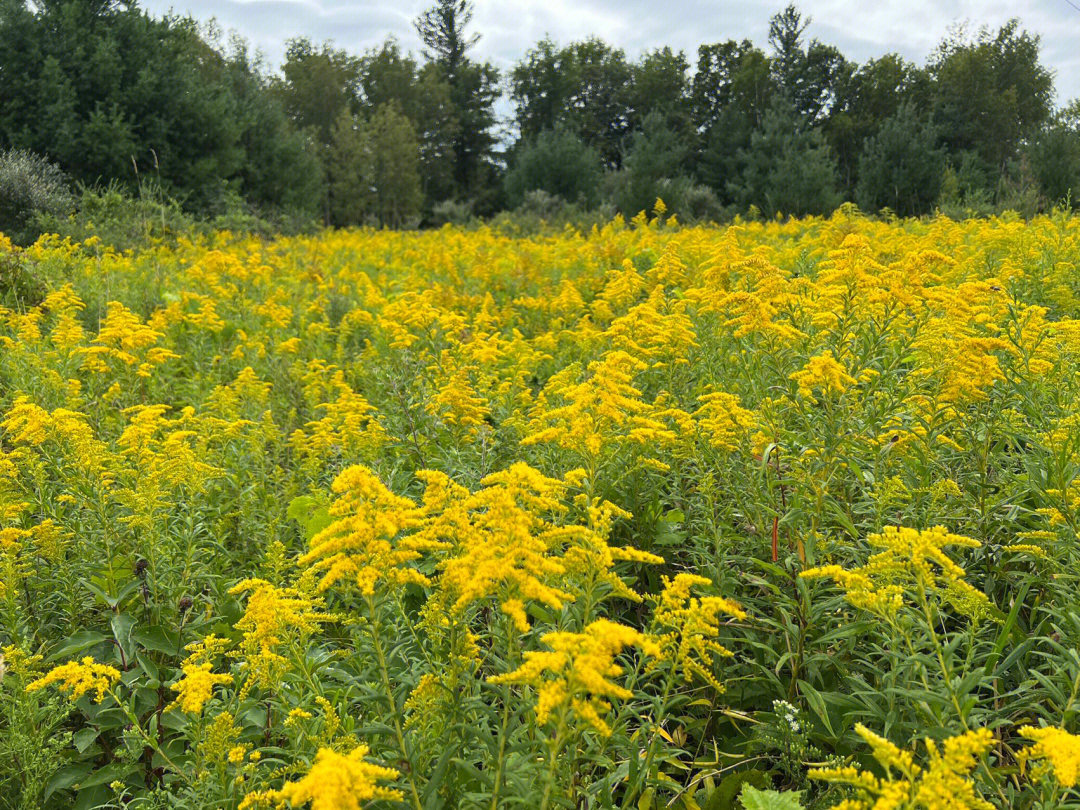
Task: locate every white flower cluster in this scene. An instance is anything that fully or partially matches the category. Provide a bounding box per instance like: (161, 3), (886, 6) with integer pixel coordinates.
(773, 699), (801, 734)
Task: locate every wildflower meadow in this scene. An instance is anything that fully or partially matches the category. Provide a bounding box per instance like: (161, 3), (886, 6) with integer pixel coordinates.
(2, 206), (1080, 809)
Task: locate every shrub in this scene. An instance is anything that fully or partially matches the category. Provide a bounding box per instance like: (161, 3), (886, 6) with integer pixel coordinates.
(0, 149), (73, 245)
(505, 127), (603, 209)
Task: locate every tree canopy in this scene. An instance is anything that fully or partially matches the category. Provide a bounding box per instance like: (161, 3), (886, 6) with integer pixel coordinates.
(1, 0), (1076, 229)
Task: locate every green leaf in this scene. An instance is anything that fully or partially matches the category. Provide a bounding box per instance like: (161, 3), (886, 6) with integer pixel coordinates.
(73, 784), (111, 810)
(703, 770), (769, 810)
(73, 761), (141, 790)
(739, 785), (804, 810)
(111, 612), (137, 661)
(43, 763), (93, 800)
(132, 625), (181, 656)
(73, 727), (99, 753)
(51, 631), (108, 660)
(287, 494), (332, 539)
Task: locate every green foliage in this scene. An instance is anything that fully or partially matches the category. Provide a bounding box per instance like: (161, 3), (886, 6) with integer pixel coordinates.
(367, 102), (425, 228)
(654, 177), (723, 223)
(930, 20), (1054, 178)
(0, 670), (72, 810)
(430, 197), (475, 225)
(510, 37), (635, 169)
(739, 785), (805, 810)
(275, 37), (363, 144)
(357, 39), (459, 210)
(705, 770), (770, 810)
(629, 46), (694, 141)
(729, 94), (841, 217)
(1029, 111), (1080, 209)
(856, 103), (946, 217)
(37, 181), (192, 249)
(612, 111), (690, 217)
(692, 40), (773, 205)
(415, 0), (500, 209)
(504, 127), (603, 208)
(327, 110), (373, 227)
(327, 103), (424, 228)
(767, 5), (850, 125)
(1, 0), (1071, 223)
(286, 495), (332, 540)
(826, 54), (931, 195)
(936, 157), (997, 218)
(0, 149), (73, 246)
(0, 1), (321, 217)
(0, 247), (45, 309)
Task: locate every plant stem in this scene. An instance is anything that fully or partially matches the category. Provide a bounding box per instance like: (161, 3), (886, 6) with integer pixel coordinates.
(366, 594), (424, 810)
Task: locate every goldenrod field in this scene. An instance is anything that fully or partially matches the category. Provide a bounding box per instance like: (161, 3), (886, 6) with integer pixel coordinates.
(3, 208), (1080, 809)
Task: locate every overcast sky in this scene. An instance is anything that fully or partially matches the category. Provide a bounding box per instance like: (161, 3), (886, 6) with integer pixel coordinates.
(141, 0), (1080, 109)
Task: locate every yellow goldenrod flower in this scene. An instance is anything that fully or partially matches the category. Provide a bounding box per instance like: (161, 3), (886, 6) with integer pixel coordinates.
(239, 745), (402, 810)
(428, 365), (491, 438)
(228, 579), (333, 692)
(789, 350), (857, 402)
(801, 526), (993, 622)
(1019, 725), (1080, 787)
(299, 465), (442, 595)
(520, 350), (676, 460)
(26, 657), (120, 703)
(167, 661), (233, 714)
(490, 618), (660, 736)
(810, 724), (994, 809)
(649, 573), (746, 691)
(692, 391), (756, 452)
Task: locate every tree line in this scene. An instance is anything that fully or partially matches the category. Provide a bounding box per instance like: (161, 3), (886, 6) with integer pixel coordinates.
(1, 0), (1078, 231)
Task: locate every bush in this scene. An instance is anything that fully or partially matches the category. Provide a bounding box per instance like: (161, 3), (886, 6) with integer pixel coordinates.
(34, 183), (318, 251)
(655, 178), (723, 223)
(611, 111), (691, 217)
(856, 103), (945, 218)
(516, 189), (575, 221)
(0, 243), (46, 308)
(504, 127), (603, 209)
(34, 182), (192, 250)
(430, 198), (475, 227)
(0, 149), (73, 245)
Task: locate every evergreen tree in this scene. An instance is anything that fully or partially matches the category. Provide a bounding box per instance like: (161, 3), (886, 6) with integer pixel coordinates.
(729, 94), (841, 217)
(826, 54), (932, 196)
(367, 102), (424, 228)
(1028, 105), (1080, 208)
(414, 0), (499, 208)
(504, 127), (602, 208)
(355, 39), (457, 211)
(692, 39), (773, 203)
(326, 109), (372, 227)
(767, 4), (850, 124)
(856, 103), (945, 216)
(614, 110), (690, 216)
(0, 0), (321, 215)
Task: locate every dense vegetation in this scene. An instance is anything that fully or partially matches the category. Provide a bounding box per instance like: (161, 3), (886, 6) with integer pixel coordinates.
(1, 0), (1079, 234)
(3, 208), (1080, 808)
